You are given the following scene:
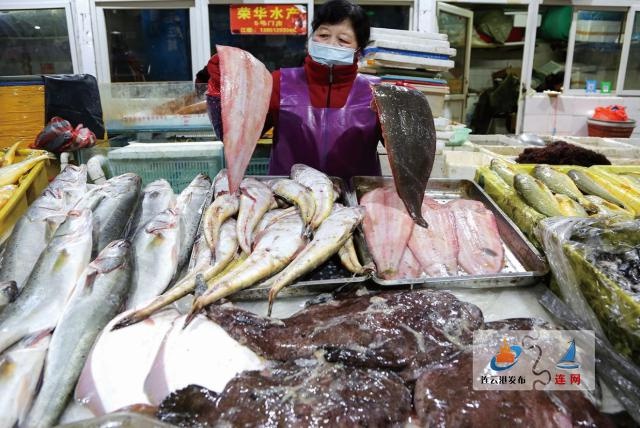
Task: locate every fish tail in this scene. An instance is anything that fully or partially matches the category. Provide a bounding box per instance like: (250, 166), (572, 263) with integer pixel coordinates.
(413, 214), (429, 229)
(183, 303), (202, 329)
(267, 284), (284, 317)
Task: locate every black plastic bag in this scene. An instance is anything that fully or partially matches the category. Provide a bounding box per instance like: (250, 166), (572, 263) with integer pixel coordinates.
(44, 74), (105, 139)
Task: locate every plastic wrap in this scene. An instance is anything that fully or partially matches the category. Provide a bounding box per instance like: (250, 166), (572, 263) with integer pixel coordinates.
(536, 217), (640, 362)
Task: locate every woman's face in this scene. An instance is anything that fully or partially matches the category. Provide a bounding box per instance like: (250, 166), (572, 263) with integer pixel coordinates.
(312, 19), (358, 50)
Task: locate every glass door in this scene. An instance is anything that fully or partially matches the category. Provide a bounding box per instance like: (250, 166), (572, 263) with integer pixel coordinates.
(437, 2), (473, 122)
(617, 6), (640, 95)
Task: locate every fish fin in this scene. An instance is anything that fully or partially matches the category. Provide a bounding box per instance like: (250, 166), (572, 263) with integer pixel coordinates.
(239, 187), (257, 202)
(83, 268), (100, 292)
(22, 329), (53, 347)
(112, 314), (138, 330)
(302, 224), (313, 239)
(194, 274), (207, 298)
(0, 355), (15, 379)
(183, 302), (202, 329)
(412, 214), (429, 229)
(52, 249), (69, 272)
(266, 290), (276, 318)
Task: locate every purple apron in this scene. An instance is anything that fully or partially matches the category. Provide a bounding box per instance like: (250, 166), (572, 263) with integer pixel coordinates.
(269, 67), (382, 181)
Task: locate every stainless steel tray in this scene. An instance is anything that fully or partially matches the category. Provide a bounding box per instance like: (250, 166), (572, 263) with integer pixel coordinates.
(187, 175), (368, 301)
(347, 176), (549, 289)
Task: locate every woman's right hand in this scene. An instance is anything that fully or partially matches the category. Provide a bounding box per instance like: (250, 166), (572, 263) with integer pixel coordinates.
(206, 54), (221, 97)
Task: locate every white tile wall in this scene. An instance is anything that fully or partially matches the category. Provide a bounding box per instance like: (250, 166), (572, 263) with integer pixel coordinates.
(522, 94), (640, 138)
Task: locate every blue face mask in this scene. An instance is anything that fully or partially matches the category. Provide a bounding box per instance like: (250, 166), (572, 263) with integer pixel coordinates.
(308, 39), (356, 66)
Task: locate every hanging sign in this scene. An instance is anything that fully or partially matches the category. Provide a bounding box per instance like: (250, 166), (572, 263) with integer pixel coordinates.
(229, 5), (307, 35)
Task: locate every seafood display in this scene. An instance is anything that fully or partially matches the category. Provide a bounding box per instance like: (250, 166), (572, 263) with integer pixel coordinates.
(359, 184), (505, 279)
(121, 164), (368, 328)
(478, 161), (640, 247)
(0, 134), (634, 426)
(372, 84), (437, 227)
(25, 241), (132, 428)
(0, 169), (210, 426)
(537, 217), (640, 363)
(218, 45), (273, 194)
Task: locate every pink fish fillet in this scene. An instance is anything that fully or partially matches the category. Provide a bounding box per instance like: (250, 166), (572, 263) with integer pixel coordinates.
(361, 186), (414, 279)
(387, 246), (423, 280)
(218, 45), (273, 194)
(408, 200), (459, 277)
(447, 199), (504, 275)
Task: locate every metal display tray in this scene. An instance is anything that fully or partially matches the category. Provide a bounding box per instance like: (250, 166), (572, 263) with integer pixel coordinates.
(187, 175), (368, 301)
(347, 176), (549, 289)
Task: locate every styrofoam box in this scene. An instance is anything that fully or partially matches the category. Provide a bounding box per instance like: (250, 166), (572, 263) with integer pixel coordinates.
(443, 150), (495, 180)
(468, 134), (521, 146)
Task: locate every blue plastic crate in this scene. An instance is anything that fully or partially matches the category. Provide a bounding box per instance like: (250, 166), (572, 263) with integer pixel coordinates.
(108, 142), (223, 193)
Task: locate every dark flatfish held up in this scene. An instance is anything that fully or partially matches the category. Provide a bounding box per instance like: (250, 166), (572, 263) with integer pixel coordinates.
(372, 84), (437, 228)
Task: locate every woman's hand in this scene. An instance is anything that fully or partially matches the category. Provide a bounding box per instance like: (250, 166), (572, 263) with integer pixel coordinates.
(207, 54), (222, 97)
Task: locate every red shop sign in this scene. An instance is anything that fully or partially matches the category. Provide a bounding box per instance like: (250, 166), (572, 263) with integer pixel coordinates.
(229, 4), (307, 35)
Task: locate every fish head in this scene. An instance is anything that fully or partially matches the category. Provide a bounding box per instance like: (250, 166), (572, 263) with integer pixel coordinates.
(106, 173), (142, 195)
(56, 164), (87, 184)
(143, 179), (172, 194)
(91, 239), (132, 274)
(213, 169), (230, 196)
(144, 209), (179, 236)
(53, 209), (94, 241)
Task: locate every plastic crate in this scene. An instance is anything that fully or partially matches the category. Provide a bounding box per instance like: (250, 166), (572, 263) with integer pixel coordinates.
(0, 149), (51, 241)
(107, 142), (223, 193)
(246, 158), (270, 175)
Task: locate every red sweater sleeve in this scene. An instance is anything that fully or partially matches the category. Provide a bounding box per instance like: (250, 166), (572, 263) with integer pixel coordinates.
(262, 70), (280, 134)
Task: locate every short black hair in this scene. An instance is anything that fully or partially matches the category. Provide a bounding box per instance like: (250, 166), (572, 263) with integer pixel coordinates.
(312, 0), (371, 50)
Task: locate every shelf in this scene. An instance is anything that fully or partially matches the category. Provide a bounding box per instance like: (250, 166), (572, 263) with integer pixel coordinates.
(472, 41), (525, 49)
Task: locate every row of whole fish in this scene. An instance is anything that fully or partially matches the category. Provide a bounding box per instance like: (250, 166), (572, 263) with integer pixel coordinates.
(0, 168), (211, 427)
(491, 159), (640, 219)
(115, 164), (367, 329)
(361, 186), (505, 279)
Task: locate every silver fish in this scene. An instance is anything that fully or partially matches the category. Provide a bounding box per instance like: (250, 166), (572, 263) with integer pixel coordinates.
(0, 332), (51, 428)
(175, 174), (212, 272)
(25, 240), (132, 428)
(291, 164), (336, 229)
(49, 164), (89, 210)
(267, 205), (365, 315)
(127, 179), (176, 239)
(236, 178), (276, 254)
(0, 164), (86, 292)
(91, 173), (141, 257)
(127, 209), (181, 310)
(0, 189), (67, 292)
(114, 219), (238, 330)
(0, 209), (93, 354)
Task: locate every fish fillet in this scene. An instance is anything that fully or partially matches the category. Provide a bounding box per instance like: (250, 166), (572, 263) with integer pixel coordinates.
(218, 45), (273, 194)
(448, 199), (504, 275)
(408, 200), (459, 277)
(372, 85), (436, 228)
(387, 246), (423, 280)
(361, 186), (413, 279)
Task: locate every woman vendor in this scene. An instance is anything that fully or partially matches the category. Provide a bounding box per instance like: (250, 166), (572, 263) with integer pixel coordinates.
(204, 0), (382, 181)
